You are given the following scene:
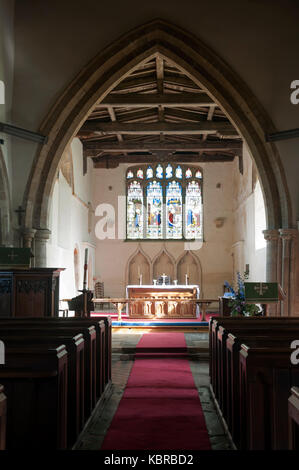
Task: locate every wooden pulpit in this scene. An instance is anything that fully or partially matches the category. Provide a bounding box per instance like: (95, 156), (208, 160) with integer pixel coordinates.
(0, 268), (64, 318)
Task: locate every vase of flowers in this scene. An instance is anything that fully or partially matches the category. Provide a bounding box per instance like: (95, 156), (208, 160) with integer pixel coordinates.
(224, 272), (262, 317)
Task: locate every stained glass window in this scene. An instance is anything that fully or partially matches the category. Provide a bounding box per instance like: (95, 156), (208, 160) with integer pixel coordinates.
(137, 168), (144, 179)
(146, 181), (163, 239)
(166, 164), (173, 179)
(156, 164), (163, 179)
(127, 181), (144, 239)
(186, 168), (192, 178)
(146, 166), (153, 179)
(126, 165), (203, 240)
(175, 165), (183, 179)
(185, 181), (202, 239)
(166, 181), (182, 239)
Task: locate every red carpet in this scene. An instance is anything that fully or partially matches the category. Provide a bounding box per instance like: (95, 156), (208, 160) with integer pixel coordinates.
(101, 333), (211, 450)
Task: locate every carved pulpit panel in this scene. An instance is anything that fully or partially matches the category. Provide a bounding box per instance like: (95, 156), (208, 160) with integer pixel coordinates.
(0, 268), (64, 318)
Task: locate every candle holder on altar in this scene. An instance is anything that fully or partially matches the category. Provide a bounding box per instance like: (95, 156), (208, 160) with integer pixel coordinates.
(185, 274), (189, 285)
(139, 273), (143, 285)
(173, 280), (178, 285)
(153, 279), (157, 286)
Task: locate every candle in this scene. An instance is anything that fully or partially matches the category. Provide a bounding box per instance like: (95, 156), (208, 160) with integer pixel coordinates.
(83, 248), (88, 290)
(138, 266), (140, 276)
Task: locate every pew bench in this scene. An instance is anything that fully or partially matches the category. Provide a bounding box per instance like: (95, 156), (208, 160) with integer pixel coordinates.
(0, 316), (112, 392)
(239, 344), (299, 450)
(0, 324), (97, 420)
(209, 317), (299, 450)
(0, 345), (68, 449)
(226, 334), (295, 448)
(0, 333), (85, 448)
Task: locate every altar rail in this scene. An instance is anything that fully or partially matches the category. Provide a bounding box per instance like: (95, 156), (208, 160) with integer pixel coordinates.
(92, 297), (219, 321)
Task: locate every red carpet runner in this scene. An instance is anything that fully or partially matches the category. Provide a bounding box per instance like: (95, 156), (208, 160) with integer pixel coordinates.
(101, 333), (211, 450)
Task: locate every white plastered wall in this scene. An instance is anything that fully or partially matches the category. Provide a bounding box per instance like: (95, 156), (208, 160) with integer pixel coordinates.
(47, 138), (96, 300)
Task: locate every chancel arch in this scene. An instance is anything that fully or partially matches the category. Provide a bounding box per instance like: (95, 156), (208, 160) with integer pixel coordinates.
(23, 20), (291, 237)
(20, 20), (295, 313)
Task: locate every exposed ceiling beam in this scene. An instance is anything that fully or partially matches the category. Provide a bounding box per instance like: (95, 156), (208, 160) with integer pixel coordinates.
(96, 93), (216, 108)
(92, 153), (235, 167)
(83, 140), (242, 153)
(79, 121), (237, 136)
(111, 74), (199, 93)
(202, 105), (215, 143)
(83, 141), (242, 157)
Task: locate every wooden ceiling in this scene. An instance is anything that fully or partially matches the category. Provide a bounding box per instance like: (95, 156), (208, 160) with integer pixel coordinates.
(77, 55), (243, 169)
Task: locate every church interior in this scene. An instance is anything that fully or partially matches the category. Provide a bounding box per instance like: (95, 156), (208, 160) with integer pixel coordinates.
(0, 0), (299, 454)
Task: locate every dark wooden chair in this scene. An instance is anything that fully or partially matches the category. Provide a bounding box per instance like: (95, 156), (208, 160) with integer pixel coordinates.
(94, 282), (110, 310)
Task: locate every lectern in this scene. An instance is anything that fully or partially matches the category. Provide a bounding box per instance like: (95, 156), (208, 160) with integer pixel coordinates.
(0, 268), (64, 318)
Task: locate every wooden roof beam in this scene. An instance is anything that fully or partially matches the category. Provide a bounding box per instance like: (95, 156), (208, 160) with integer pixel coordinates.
(97, 93), (217, 107)
(79, 121), (237, 135)
(83, 140), (242, 155)
(92, 153), (236, 167)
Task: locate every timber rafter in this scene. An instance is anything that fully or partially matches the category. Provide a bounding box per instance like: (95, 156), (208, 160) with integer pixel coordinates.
(76, 55), (242, 167)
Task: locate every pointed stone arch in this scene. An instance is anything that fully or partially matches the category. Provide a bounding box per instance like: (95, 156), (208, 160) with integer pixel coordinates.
(152, 246), (176, 282)
(176, 250), (203, 294)
(126, 245), (151, 285)
(23, 19), (291, 251)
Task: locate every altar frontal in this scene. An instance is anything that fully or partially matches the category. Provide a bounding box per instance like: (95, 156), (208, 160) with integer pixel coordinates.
(126, 283), (200, 319)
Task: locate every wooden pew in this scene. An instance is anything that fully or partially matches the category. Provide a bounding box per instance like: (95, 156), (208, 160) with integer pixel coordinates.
(60, 316), (113, 385)
(0, 333), (84, 448)
(0, 315), (112, 391)
(217, 323), (299, 418)
(226, 333), (293, 448)
(209, 317), (299, 401)
(239, 344), (299, 450)
(209, 317), (299, 449)
(288, 386), (299, 450)
(0, 384), (6, 450)
(26, 317), (107, 396)
(0, 323), (96, 419)
(0, 345), (68, 449)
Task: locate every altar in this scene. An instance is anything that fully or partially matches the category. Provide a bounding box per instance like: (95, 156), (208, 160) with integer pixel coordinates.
(126, 285), (200, 319)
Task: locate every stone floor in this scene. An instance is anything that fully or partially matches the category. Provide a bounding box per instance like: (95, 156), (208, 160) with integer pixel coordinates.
(74, 331), (233, 450)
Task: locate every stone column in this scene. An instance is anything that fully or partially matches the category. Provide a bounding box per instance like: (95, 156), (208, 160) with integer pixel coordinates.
(263, 229), (279, 315)
(34, 228), (51, 267)
(279, 229), (298, 316)
(22, 227), (36, 249)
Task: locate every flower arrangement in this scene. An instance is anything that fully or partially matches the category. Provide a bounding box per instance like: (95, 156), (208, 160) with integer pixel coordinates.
(224, 272), (262, 317)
